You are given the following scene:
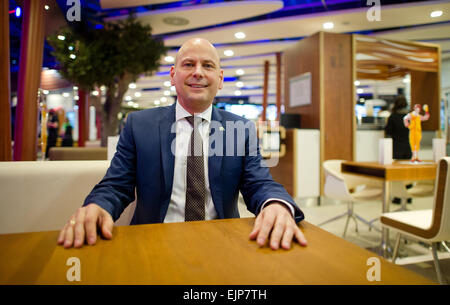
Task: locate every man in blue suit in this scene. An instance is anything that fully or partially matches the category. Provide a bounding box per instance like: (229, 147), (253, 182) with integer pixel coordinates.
(58, 38), (307, 250)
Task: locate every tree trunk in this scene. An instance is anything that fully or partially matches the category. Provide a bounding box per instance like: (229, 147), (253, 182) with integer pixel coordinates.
(94, 73), (133, 147)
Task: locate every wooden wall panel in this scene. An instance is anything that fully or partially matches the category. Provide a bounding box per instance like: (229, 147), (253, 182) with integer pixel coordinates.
(269, 129), (295, 197)
(0, 0), (12, 161)
(410, 70), (440, 131)
(323, 32), (354, 161)
(283, 33), (320, 129)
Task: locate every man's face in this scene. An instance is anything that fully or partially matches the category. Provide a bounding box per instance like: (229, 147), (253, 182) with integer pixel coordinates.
(170, 39), (224, 112)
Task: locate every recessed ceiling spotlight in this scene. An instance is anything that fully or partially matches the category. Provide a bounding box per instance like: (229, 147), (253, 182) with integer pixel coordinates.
(236, 69), (245, 76)
(356, 88), (364, 94)
(234, 32), (246, 39)
(164, 81), (171, 87)
(163, 16), (189, 26)
(224, 50), (234, 57)
(430, 10), (443, 18)
(44, 5), (50, 10)
(234, 90), (242, 96)
(354, 81), (360, 86)
(323, 22), (334, 30)
(129, 83), (137, 89)
(165, 56), (175, 63)
(134, 92), (142, 97)
(236, 81), (244, 88)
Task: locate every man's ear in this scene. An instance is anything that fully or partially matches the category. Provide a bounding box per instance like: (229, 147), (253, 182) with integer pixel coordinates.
(218, 69), (224, 90)
(170, 66), (175, 85)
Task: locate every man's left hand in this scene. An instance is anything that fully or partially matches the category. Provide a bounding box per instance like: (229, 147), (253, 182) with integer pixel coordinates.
(249, 202), (307, 250)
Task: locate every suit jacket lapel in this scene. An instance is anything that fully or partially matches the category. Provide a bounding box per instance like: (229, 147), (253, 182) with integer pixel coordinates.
(159, 103), (176, 208)
(209, 107), (225, 218)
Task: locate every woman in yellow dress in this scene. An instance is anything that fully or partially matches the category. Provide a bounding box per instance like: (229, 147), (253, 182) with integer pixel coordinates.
(403, 104), (430, 162)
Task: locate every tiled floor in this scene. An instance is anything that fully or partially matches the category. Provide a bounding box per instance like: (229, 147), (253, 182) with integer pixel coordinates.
(238, 195), (450, 284)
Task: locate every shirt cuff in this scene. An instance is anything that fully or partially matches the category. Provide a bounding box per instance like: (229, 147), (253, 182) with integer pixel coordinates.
(260, 198), (295, 218)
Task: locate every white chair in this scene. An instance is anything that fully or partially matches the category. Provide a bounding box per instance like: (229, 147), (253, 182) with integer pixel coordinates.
(380, 157), (450, 285)
(319, 160), (383, 238)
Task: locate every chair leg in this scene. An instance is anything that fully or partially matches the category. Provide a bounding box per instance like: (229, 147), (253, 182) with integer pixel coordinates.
(440, 241), (450, 253)
(343, 214), (352, 239)
(317, 210), (349, 227)
(431, 242), (448, 285)
(354, 214), (381, 233)
(392, 233), (402, 263)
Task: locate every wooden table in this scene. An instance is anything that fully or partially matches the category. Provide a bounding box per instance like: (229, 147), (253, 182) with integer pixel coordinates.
(0, 218), (434, 285)
(341, 161), (437, 257)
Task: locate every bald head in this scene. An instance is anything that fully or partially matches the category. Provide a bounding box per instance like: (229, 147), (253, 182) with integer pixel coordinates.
(175, 38), (221, 68)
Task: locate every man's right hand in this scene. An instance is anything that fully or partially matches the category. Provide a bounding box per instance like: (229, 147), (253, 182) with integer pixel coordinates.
(57, 203), (113, 248)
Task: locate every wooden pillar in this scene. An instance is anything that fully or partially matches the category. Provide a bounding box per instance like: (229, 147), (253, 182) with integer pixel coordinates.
(276, 52), (282, 121)
(77, 90), (89, 147)
(0, 0), (12, 161)
(261, 60), (269, 122)
(13, 0), (45, 161)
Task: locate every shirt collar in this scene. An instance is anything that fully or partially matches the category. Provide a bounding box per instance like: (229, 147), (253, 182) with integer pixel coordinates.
(175, 101), (212, 123)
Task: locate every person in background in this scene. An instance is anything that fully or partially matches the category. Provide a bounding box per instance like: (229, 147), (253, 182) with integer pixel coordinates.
(385, 95), (412, 205)
(62, 118), (73, 147)
(385, 95), (412, 160)
(403, 103), (430, 162)
(45, 109), (59, 158)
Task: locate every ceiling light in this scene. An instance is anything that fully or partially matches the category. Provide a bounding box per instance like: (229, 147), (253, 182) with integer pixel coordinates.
(430, 10), (443, 18)
(170, 86), (176, 92)
(69, 54), (76, 59)
(128, 83), (136, 89)
(125, 96), (132, 101)
(356, 88), (364, 94)
(57, 35), (65, 41)
(74, 96), (79, 101)
(236, 81), (244, 88)
(134, 92), (142, 98)
(160, 97), (167, 102)
(62, 92), (70, 97)
(127, 101), (134, 106)
(44, 5), (50, 10)
(163, 16), (189, 26)
(236, 69), (245, 76)
(164, 91), (170, 96)
(224, 50), (234, 57)
(323, 22), (334, 30)
(234, 32), (246, 39)
(154, 100), (161, 105)
(73, 86), (78, 90)
(354, 81), (360, 86)
(165, 56), (174, 63)
(163, 81), (171, 87)
(234, 90), (242, 96)
(92, 91), (99, 96)
(43, 90), (49, 95)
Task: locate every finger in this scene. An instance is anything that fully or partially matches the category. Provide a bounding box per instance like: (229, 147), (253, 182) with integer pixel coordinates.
(281, 226), (294, 250)
(256, 213), (276, 247)
(294, 226), (308, 247)
(269, 216), (286, 250)
(57, 224), (68, 245)
(100, 210), (114, 240)
(249, 213), (263, 240)
(85, 205), (101, 245)
(73, 208), (86, 248)
(63, 219), (75, 248)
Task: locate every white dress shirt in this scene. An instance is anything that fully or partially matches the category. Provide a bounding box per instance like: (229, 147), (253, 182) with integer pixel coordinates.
(163, 102), (294, 223)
